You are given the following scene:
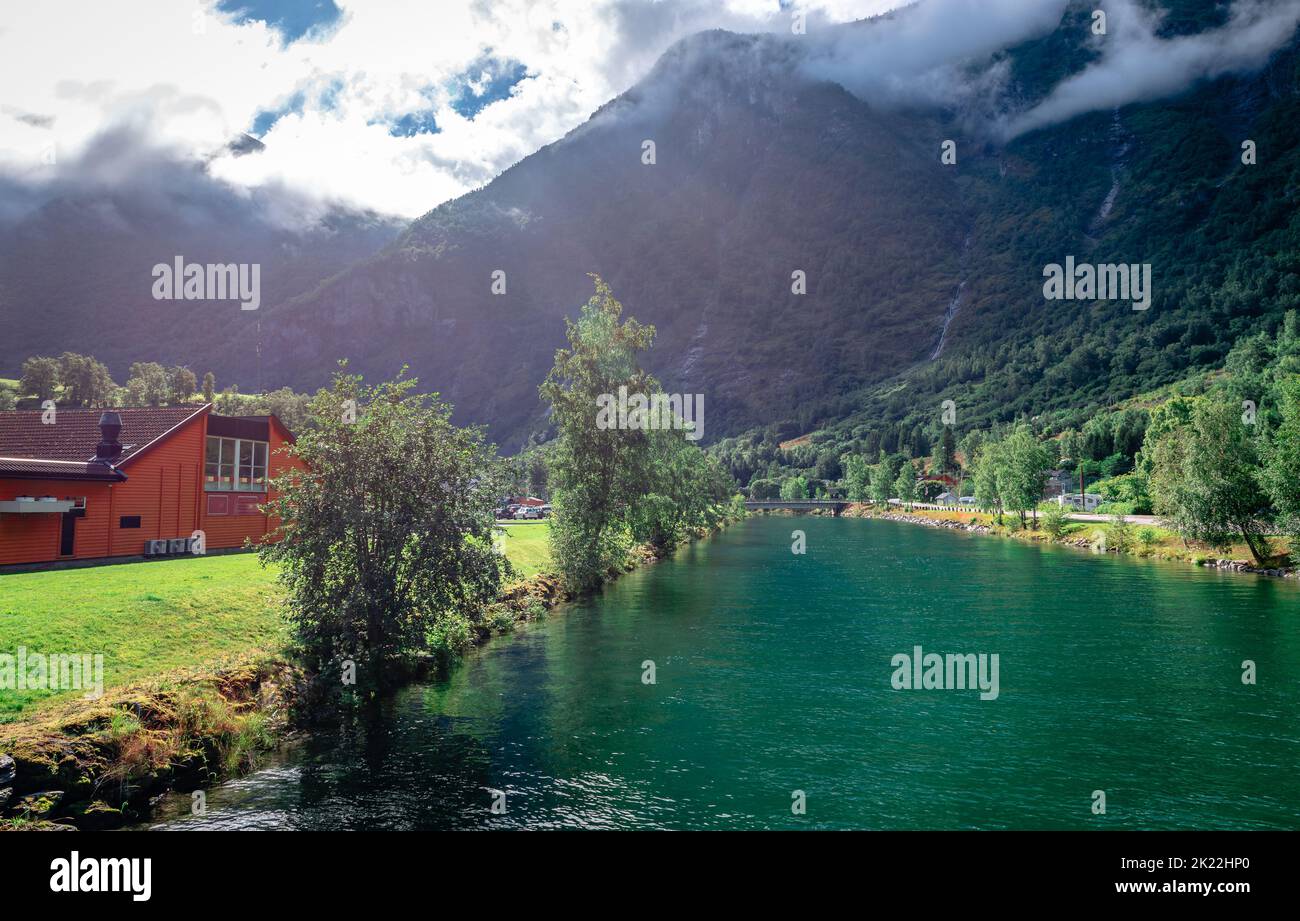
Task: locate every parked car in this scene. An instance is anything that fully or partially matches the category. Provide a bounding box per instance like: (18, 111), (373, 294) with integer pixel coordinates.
(514, 507), (533, 519)
(522, 507), (544, 519)
(958, 496), (976, 506)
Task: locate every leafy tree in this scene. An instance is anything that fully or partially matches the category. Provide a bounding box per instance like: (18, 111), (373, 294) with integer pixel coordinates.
(893, 462), (918, 510)
(260, 367), (509, 685)
(214, 385), (242, 416)
(57, 353), (115, 407)
(1260, 377), (1300, 548)
(540, 276), (658, 592)
(958, 429), (984, 474)
(527, 451), (550, 499)
(168, 366), (198, 404)
(780, 475), (809, 500)
(202, 372), (216, 404)
(935, 425), (957, 476)
(124, 362), (170, 406)
(0, 383), (15, 412)
(998, 424), (1051, 528)
(20, 356), (60, 401)
(973, 438), (1006, 524)
(258, 387), (310, 432)
(1105, 514), (1134, 553)
(868, 455), (893, 505)
(814, 449), (842, 482)
(1148, 400), (1270, 565)
(630, 428), (734, 555)
(1136, 396), (1195, 476)
(842, 454), (870, 501)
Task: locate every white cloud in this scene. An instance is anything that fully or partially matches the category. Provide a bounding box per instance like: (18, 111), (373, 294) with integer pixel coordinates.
(0, 0), (903, 219)
(1003, 0), (1300, 139)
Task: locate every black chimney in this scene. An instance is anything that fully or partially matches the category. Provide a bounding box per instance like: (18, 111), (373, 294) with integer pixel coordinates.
(95, 411), (122, 461)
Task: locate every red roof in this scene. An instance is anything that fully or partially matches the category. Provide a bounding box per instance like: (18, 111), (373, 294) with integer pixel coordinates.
(0, 406), (208, 480)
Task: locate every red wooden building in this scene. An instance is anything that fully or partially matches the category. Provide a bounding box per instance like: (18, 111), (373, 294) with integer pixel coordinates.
(0, 405), (300, 568)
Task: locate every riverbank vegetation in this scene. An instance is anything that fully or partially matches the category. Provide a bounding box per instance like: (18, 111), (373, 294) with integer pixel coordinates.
(259, 366), (512, 693)
(843, 505), (1290, 574)
(540, 276), (740, 593)
(718, 312), (1300, 569)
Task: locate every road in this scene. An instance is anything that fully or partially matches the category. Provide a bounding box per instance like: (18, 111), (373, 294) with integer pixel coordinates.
(1066, 513), (1162, 526)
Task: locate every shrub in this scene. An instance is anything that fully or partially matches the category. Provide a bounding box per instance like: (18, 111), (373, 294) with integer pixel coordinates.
(1041, 501), (1069, 539)
(428, 612), (475, 668)
(485, 605), (517, 635)
(1105, 514), (1133, 553)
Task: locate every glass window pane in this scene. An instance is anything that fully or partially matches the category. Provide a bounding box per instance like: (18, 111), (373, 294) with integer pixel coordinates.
(253, 442), (268, 487)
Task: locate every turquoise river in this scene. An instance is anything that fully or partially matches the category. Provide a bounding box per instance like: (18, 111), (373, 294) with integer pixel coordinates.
(144, 515), (1300, 830)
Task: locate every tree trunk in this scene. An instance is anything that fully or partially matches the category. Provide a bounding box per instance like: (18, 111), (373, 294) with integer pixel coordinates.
(1239, 523), (1267, 567)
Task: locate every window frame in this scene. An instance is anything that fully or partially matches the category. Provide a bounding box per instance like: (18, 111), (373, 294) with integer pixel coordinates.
(204, 435), (269, 493)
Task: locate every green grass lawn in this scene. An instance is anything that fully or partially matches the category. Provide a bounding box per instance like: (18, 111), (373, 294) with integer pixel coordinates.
(0, 525), (553, 722)
(0, 554), (287, 722)
(499, 521), (551, 578)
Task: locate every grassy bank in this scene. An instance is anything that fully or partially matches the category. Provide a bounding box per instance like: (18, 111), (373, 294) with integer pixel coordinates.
(845, 505), (1295, 574)
(0, 523), (553, 722)
(0, 555), (288, 722)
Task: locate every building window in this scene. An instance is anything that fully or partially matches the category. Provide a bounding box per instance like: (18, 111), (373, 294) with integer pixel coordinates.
(205, 436), (268, 492)
(119, 515), (141, 529)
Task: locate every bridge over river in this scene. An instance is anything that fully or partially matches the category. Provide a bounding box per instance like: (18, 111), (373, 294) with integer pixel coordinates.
(744, 499), (850, 515)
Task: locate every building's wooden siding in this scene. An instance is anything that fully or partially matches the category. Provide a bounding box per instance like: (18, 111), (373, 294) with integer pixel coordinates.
(0, 480), (113, 565)
(198, 415), (301, 551)
(0, 409), (302, 567)
(104, 414), (205, 557)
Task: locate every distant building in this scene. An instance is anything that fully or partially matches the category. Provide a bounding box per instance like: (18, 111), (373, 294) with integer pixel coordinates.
(1044, 469), (1074, 498)
(934, 491), (959, 506)
(508, 496), (546, 507)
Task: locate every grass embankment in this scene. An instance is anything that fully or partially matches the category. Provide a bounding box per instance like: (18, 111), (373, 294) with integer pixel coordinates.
(851, 506), (1295, 571)
(0, 524), (557, 827)
(0, 555), (288, 722)
(0, 522), (553, 722)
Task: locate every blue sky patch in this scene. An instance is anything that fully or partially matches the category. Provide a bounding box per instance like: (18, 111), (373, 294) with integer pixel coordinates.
(387, 110), (440, 138)
(216, 0), (343, 45)
(250, 77), (343, 135)
(449, 54), (530, 120)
